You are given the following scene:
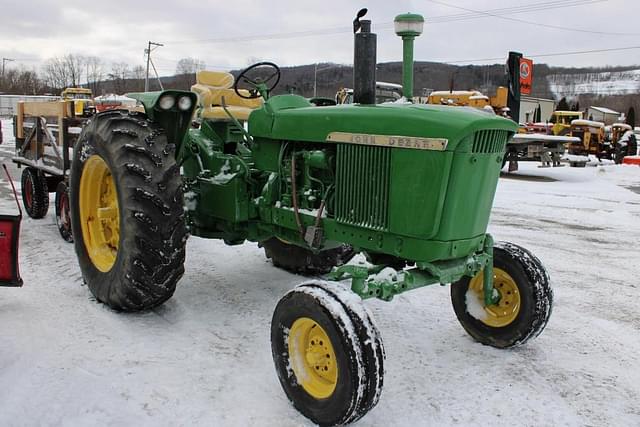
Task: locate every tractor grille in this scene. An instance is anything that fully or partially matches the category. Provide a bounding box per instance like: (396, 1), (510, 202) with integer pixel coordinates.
(335, 144), (390, 231)
(472, 130), (510, 153)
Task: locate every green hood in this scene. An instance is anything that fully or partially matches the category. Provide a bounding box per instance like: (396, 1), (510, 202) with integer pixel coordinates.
(248, 95), (516, 150)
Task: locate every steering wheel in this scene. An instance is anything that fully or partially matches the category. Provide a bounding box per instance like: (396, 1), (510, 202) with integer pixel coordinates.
(234, 62), (281, 99)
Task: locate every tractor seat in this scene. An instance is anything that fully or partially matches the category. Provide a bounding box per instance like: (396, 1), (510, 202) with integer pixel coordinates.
(191, 70), (263, 121)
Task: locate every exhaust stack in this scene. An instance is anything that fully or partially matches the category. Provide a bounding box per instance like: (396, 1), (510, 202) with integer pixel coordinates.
(353, 9), (377, 105)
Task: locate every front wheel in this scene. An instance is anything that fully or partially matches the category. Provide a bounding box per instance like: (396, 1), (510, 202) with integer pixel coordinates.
(70, 110), (187, 311)
(271, 281), (384, 426)
(450, 242), (553, 348)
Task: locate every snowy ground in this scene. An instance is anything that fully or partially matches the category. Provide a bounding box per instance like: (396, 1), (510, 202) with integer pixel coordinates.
(1, 118), (639, 426)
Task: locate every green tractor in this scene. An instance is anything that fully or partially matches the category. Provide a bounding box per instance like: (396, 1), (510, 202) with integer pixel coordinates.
(68, 12), (552, 426)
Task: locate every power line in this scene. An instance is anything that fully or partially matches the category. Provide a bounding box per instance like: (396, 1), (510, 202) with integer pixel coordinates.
(438, 45), (640, 64)
(153, 45), (640, 74)
(162, 0), (610, 45)
(427, 0), (603, 22)
(425, 0), (640, 36)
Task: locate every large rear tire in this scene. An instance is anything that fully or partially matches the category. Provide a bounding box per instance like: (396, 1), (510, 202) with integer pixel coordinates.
(271, 281), (384, 426)
(21, 167), (49, 219)
(70, 110), (187, 311)
(450, 242), (553, 348)
(262, 238), (354, 275)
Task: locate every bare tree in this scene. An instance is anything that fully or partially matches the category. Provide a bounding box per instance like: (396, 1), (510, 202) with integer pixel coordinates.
(132, 65), (145, 80)
(2, 67), (44, 95)
(86, 56), (104, 95)
(42, 53), (86, 91)
(108, 62), (130, 94)
(130, 65), (146, 92)
(64, 54), (86, 87)
(42, 57), (70, 91)
(173, 58), (205, 90)
(176, 58), (206, 75)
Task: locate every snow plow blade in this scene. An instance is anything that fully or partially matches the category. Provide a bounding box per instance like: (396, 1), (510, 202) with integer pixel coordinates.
(1, 164), (23, 287)
(0, 213), (22, 287)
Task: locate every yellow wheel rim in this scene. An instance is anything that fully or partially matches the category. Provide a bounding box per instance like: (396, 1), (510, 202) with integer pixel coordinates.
(79, 155), (120, 272)
(288, 317), (338, 399)
(469, 267), (521, 328)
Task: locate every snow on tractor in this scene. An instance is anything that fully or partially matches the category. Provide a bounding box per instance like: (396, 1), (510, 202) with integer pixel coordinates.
(67, 11), (553, 426)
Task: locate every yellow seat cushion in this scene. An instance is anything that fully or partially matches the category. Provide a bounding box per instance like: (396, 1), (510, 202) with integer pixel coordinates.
(196, 71), (234, 88)
(191, 70), (263, 121)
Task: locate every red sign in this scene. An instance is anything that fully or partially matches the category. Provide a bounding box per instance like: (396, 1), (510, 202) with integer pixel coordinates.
(519, 57), (533, 95)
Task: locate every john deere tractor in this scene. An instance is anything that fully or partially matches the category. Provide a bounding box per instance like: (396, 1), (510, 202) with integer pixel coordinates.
(68, 12), (552, 426)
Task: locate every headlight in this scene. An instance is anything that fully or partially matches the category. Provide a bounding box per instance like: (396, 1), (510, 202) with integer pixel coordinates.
(158, 95), (175, 110)
(177, 96), (192, 111)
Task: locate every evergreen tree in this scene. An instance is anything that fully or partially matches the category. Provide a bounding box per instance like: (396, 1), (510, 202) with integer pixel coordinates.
(626, 106), (636, 127)
(557, 97), (570, 111)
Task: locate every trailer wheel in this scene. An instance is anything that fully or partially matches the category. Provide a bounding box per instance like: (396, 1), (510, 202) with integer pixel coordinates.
(450, 242), (553, 348)
(262, 238), (354, 275)
(55, 181), (73, 243)
(21, 167), (49, 219)
(70, 110), (187, 311)
(271, 281), (384, 426)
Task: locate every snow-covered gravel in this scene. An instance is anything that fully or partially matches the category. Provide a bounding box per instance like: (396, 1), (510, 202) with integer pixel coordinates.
(1, 118), (639, 426)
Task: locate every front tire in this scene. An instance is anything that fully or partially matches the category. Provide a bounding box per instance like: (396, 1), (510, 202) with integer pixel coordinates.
(451, 242), (553, 348)
(70, 110), (187, 311)
(271, 281), (384, 426)
(21, 167), (49, 219)
(262, 238), (354, 275)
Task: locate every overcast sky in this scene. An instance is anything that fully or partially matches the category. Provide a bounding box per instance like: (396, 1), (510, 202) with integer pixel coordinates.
(1, 0), (639, 76)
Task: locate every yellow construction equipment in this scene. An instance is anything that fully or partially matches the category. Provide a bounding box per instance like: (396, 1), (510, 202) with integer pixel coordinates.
(549, 110), (583, 136)
(61, 88), (95, 117)
(424, 87), (508, 114)
(568, 119), (605, 156)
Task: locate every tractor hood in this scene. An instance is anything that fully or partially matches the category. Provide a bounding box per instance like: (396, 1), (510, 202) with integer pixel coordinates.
(248, 95), (517, 150)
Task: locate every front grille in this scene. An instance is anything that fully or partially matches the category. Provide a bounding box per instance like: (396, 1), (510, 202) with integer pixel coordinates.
(472, 130), (510, 153)
(335, 144), (390, 231)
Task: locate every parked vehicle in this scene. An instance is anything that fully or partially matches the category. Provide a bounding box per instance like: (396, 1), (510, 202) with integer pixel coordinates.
(568, 119), (606, 157)
(61, 87), (95, 117)
(550, 110), (583, 136)
(55, 12), (554, 426)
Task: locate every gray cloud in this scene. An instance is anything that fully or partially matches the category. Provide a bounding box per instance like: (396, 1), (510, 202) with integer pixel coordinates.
(1, 0), (638, 76)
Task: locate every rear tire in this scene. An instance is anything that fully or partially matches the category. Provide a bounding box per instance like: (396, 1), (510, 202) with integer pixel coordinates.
(271, 281), (384, 426)
(55, 181), (73, 242)
(262, 238), (354, 275)
(450, 242), (553, 348)
(21, 167), (49, 219)
(70, 110), (187, 311)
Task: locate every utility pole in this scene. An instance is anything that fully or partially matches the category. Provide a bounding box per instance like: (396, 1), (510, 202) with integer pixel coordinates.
(313, 63), (337, 98)
(314, 63), (318, 98)
(144, 41), (163, 92)
(2, 58), (15, 89)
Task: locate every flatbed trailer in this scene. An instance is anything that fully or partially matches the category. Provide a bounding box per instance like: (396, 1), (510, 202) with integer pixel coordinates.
(12, 100), (87, 241)
(504, 133), (582, 171)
